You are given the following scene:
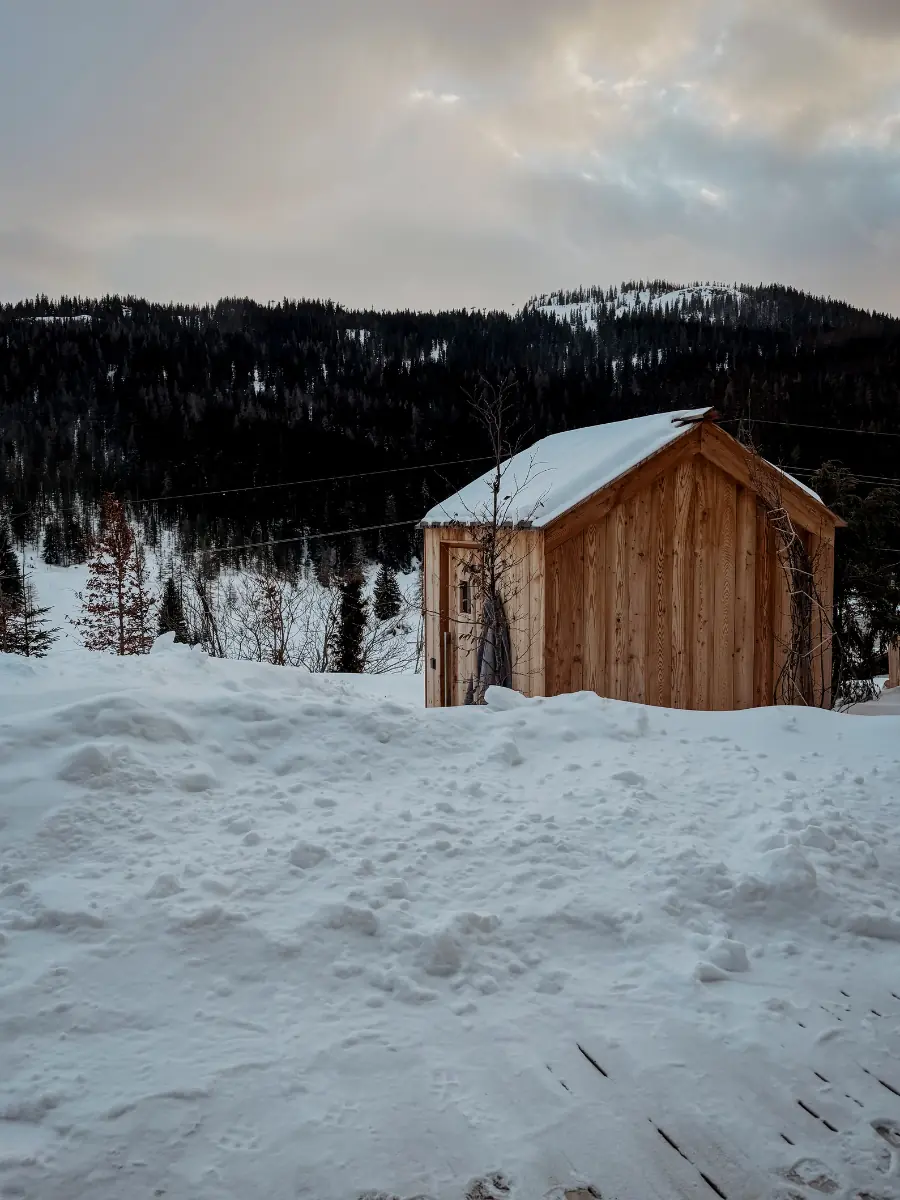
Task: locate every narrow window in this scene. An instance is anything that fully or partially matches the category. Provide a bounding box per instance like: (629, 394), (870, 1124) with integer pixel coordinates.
(459, 581), (471, 614)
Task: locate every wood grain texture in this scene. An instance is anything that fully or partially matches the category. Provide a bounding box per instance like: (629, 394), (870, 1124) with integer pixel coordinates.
(715, 472), (736, 711)
(771, 534), (793, 705)
(612, 501), (629, 700)
(809, 534), (835, 709)
(649, 473), (672, 707)
(699, 423), (843, 538)
(733, 486), (756, 708)
(528, 533), (546, 697)
(670, 459), (694, 709)
(754, 504), (773, 706)
(423, 528), (440, 707)
(562, 533), (585, 693)
(583, 520), (607, 693)
(818, 537), (834, 709)
(545, 534), (585, 695)
(543, 426), (702, 554)
(566, 532), (585, 692)
(627, 491), (651, 703)
(691, 460), (712, 710)
(505, 533), (529, 696)
(545, 543), (562, 697)
(889, 641), (900, 690)
(449, 546), (480, 705)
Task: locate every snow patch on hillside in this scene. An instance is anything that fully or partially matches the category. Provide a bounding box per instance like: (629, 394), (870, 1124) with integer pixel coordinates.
(535, 284), (747, 331)
(615, 284), (745, 319)
(1, 649), (899, 1198)
(26, 314), (92, 324)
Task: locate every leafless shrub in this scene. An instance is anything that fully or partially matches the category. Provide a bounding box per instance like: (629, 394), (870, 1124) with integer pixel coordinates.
(180, 556), (419, 674)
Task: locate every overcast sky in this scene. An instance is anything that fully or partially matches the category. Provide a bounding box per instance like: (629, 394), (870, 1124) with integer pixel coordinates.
(2, 0), (898, 313)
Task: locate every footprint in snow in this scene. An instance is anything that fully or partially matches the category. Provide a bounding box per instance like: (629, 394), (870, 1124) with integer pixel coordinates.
(611, 770), (645, 787)
(781, 1158), (840, 1194)
(465, 1173), (513, 1200)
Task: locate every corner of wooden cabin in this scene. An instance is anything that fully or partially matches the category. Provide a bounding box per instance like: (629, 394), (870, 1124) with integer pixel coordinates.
(422, 523), (545, 706)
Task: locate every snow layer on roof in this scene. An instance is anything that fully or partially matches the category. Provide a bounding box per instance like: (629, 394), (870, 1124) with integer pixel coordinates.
(422, 408), (712, 527)
(771, 463), (824, 505)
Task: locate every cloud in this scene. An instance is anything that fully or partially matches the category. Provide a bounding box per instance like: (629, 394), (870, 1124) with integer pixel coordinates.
(409, 89), (460, 105)
(0, 0), (897, 313)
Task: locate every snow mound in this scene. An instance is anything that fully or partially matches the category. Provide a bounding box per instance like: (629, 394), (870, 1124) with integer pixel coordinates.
(1, 649), (899, 1198)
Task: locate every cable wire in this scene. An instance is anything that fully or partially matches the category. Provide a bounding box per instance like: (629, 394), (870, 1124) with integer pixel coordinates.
(199, 518), (422, 557)
(129, 455), (494, 506)
(719, 417), (900, 439)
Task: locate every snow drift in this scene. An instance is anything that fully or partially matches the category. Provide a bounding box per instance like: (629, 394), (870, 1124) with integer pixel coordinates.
(1, 642), (899, 1199)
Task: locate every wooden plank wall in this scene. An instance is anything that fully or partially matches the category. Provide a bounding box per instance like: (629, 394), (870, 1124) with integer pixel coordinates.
(422, 526), (443, 708)
(889, 641), (900, 690)
(423, 526), (544, 706)
(544, 458), (832, 710)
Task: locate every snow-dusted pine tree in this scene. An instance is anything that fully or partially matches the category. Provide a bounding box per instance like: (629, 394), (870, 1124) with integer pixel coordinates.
(65, 514), (88, 564)
(0, 520), (22, 610)
(372, 562), (402, 621)
(0, 561), (58, 657)
(72, 494), (156, 655)
(157, 576), (188, 643)
(125, 541), (156, 655)
(334, 567), (367, 673)
(42, 520), (65, 566)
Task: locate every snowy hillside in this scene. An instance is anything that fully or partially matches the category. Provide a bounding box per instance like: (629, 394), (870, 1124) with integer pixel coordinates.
(2, 646), (900, 1199)
(532, 283), (746, 331)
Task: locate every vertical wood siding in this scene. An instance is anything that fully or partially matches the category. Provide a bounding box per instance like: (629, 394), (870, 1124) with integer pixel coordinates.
(542, 459), (835, 710)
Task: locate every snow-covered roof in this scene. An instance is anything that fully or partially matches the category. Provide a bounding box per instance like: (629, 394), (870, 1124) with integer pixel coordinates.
(422, 408), (826, 527)
(422, 408), (713, 528)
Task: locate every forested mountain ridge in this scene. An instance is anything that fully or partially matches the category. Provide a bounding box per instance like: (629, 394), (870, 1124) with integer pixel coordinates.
(1, 281), (898, 572)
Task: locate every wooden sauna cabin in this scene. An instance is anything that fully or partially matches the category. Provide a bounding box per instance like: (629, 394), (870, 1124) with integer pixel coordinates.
(421, 408), (844, 711)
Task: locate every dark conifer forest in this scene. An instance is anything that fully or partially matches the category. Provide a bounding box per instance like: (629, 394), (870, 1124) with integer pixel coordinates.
(1, 281), (898, 616)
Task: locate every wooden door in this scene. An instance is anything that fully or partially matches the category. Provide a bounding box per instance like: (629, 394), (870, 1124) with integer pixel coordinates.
(445, 546), (481, 705)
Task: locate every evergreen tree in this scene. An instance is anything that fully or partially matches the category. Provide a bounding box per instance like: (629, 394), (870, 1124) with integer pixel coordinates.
(72, 494), (156, 655)
(43, 519), (64, 566)
(0, 593), (17, 653)
(65, 515), (88, 564)
(157, 576), (188, 642)
(0, 563), (58, 657)
(126, 541), (156, 655)
(334, 567), (367, 673)
(372, 562), (403, 621)
(14, 581), (59, 657)
(0, 521), (22, 609)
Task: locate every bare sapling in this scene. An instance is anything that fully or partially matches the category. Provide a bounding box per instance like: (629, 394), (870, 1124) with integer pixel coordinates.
(446, 375), (546, 703)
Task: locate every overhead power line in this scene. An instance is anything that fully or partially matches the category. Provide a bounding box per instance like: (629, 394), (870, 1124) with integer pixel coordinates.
(789, 465), (900, 487)
(720, 417), (900, 439)
(201, 518), (421, 556)
(130, 455), (494, 506)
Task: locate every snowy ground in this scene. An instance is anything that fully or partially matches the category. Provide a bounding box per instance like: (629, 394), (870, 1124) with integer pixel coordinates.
(24, 556), (90, 655)
(2, 645), (900, 1200)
